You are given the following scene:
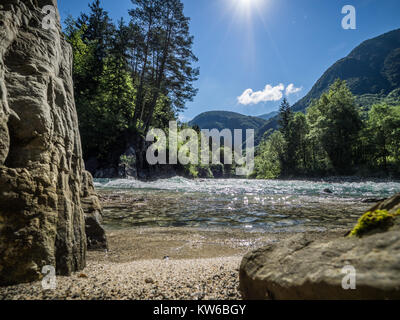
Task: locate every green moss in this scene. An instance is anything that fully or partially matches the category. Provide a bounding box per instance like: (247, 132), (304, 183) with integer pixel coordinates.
(349, 209), (399, 237)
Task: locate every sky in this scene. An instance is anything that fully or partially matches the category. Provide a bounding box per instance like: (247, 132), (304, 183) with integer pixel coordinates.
(58, 0), (400, 121)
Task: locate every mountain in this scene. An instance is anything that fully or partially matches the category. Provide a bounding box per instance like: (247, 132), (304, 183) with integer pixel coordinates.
(259, 28), (400, 135)
(257, 111), (279, 121)
(293, 28), (400, 112)
(189, 111), (269, 145)
(190, 29), (400, 146)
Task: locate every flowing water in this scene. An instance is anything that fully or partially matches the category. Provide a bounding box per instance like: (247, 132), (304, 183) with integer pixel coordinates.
(94, 177), (400, 233)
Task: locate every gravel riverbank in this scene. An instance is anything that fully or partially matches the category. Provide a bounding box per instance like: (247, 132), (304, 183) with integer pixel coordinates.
(0, 228), (346, 300)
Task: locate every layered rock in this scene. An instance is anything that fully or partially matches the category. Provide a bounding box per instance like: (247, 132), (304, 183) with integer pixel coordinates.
(240, 194), (400, 300)
(0, 0), (105, 285)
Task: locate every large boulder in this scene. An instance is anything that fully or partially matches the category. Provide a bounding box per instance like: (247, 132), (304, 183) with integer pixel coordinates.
(240, 194), (400, 300)
(0, 0), (105, 285)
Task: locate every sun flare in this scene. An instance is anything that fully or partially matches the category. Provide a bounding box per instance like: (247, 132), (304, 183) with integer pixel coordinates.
(232, 0), (266, 18)
(239, 0), (252, 5)
(237, 0), (261, 9)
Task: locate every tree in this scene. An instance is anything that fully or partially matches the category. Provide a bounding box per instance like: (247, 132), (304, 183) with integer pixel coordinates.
(76, 0), (115, 80)
(364, 103), (400, 172)
(278, 98), (293, 139)
(104, 18), (136, 126)
(64, 0), (199, 174)
(278, 98), (297, 174)
(128, 0), (199, 134)
(254, 131), (285, 179)
(289, 112), (310, 172)
(306, 79), (362, 174)
(65, 1), (117, 159)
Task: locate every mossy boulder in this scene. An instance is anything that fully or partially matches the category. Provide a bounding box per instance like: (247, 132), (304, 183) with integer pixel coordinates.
(239, 193), (400, 300)
(349, 209), (400, 237)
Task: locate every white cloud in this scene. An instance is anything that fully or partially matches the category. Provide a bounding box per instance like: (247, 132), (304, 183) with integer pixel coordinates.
(237, 83), (302, 105)
(237, 84), (285, 105)
(285, 83), (302, 96)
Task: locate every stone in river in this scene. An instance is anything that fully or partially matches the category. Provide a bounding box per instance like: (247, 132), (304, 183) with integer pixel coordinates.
(239, 194), (400, 299)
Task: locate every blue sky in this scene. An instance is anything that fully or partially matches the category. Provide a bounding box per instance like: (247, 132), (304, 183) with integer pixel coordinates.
(58, 0), (400, 121)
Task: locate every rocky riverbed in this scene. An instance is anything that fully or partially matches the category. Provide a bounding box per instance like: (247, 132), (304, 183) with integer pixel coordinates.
(0, 227), (345, 300)
(2, 182), (399, 300)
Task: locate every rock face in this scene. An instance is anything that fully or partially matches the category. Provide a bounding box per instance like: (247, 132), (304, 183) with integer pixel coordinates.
(0, 0), (105, 285)
(81, 171), (107, 250)
(240, 194), (400, 300)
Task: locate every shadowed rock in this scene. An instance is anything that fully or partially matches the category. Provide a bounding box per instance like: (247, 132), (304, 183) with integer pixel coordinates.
(0, 0), (106, 285)
(81, 171), (108, 250)
(239, 194), (400, 300)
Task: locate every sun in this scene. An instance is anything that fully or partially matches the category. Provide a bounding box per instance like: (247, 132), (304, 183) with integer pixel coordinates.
(237, 0), (261, 9)
(239, 0), (252, 5)
(223, 0), (270, 29)
(233, 0), (265, 18)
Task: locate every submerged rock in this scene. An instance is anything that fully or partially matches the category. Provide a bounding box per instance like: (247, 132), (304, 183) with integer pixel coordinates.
(0, 0), (105, 285)
(361, 198), (387, 204)
(239, 194), (400, 300)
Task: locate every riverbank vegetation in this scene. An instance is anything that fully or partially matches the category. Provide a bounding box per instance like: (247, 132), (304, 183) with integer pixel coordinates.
(64, 1), (400, 180)
(64, 0), (199, 174)
(253, 80), (400, 179)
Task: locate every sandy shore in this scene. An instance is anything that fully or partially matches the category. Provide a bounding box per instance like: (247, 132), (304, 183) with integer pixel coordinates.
(0, 227), (346, 300)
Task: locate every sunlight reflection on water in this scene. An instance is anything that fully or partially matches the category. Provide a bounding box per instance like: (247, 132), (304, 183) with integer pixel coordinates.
(94, 177), (400, 232)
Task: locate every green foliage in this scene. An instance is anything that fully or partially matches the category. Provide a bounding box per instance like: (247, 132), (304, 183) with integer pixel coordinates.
(349, 210), (399, 237)
(64, 0), (199, 172)
(253, 131), (284, 179)
(289, 112), (310, 172)
(129, 0), (199, 133)
(278, 99), (311, 175)
(278, 98), (293, 140)
(306, 79), (362, 174)
(120, 154), (136, 167)
(253, 79), (400, 178)
(355, 89), (400, 110)
(361, 102), (400, 172)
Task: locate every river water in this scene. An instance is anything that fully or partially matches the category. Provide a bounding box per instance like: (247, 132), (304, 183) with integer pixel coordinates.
(94, 177), (400, 233)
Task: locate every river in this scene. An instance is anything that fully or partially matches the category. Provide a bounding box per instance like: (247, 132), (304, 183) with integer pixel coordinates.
(94, 177), (400, 233)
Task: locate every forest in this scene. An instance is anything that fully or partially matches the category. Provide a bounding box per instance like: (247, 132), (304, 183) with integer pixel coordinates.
(253, 80), (400, 178)
(65, 0), (199, 176)
(65, 0), (400, 179)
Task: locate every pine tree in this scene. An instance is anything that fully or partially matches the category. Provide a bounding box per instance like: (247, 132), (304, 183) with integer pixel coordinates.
(278, 98), (296, 174)
(129, 0), (199, 134)
(278, 98), (293, 140)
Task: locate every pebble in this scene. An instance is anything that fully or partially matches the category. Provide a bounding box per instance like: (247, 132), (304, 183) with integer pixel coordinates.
(0, 257), (242, 300)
